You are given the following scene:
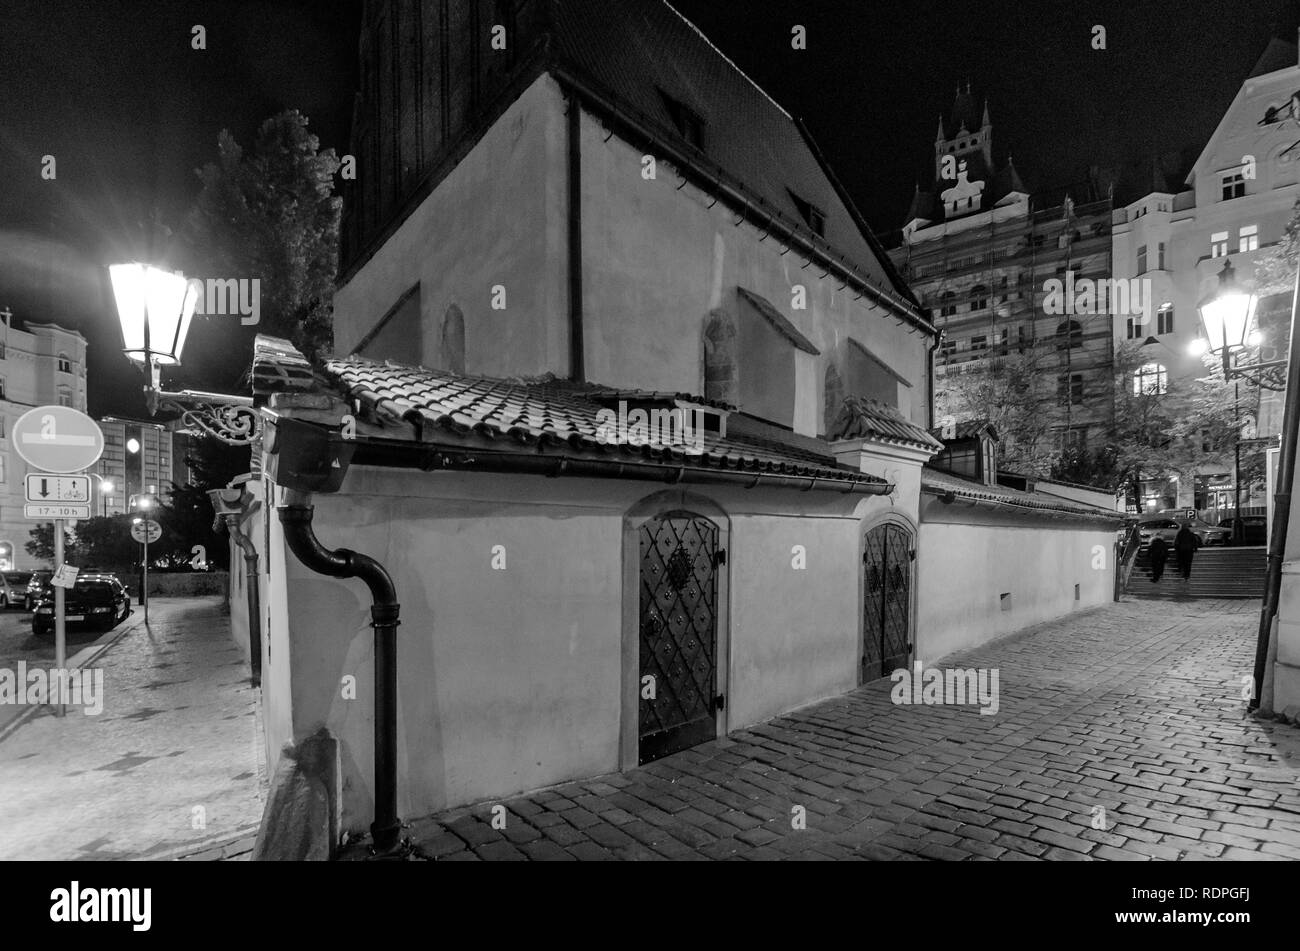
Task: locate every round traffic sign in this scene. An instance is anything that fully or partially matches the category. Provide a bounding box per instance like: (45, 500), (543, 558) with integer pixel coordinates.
(12, 406), (104, 474)
(131, 519), (163, 544)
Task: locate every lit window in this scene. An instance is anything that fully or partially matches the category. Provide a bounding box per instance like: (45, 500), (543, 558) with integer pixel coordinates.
(1157, 304), (1174, 335)
(1126, 316), (1141, 340)
(57, 352), (71, 373)
(57, 386), (71, 407)
(1136, 245), (1147, 273)
(1157, 242), (1166, 269)
(1221, 171), (1245, 200)
(1133, 362), (1168, 396)
(1239, 224), (1258, 253)
(1210, 231), (1229, 257)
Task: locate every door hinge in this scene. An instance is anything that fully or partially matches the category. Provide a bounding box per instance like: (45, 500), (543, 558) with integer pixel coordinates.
(712, 548), (727, 567)
(713, 693), (726, 712)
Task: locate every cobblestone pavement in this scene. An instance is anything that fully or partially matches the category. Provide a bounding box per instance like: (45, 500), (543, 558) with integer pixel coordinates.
(0, 598), (266, 861)
(370, 598), (1300, 861)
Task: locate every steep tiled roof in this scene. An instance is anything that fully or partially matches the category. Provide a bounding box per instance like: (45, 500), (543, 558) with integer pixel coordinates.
(319, 355), (886, 487)
(923, 467), (1122, 521)
(552, 0), (918, 310)
(827, 397), (943, 450)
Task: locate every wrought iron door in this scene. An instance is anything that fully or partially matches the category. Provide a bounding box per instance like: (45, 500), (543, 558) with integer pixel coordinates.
(862, 523), (913, 682)
(638, 511), (719, 764)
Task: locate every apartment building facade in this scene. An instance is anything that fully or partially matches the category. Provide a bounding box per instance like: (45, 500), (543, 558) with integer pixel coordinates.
(890, 88), (1115, 469)
(0, 313), (88, 572)
(1110, 37), (1300, 516)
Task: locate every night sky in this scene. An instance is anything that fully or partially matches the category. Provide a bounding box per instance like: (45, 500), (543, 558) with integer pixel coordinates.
(1, 0), (1295, 417)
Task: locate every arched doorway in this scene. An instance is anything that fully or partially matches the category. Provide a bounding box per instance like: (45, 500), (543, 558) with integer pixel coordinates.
(862, 522), (914, 682)
(638, 510), (721, 763)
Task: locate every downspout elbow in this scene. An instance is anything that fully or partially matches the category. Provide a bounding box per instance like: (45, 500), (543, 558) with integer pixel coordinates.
(278, 504), (397, 608)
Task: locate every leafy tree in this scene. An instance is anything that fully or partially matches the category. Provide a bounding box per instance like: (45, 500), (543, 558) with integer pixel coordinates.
(936, 348), (1057, 475)
(181, 109), (342, 365)
(25, 524), (79, 566)
(74, 517), (147, 573)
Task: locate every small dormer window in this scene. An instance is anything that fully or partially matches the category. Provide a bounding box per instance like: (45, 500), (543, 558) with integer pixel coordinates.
(659, 91), (704, 150)
(789, 191), (826, 237)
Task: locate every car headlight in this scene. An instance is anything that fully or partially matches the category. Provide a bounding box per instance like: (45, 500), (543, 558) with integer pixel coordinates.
(91, 606), (111, 613)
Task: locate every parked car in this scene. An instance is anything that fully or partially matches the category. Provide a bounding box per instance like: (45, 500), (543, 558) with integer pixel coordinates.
(0, 571), (31, 609)
(1219, 515), (1269, 546)
(1182, 516), (1231, 547)
(24, 570), (52, 611)
(31, 574), (131, 636)
(1136, 518), (1181, 548)
(1137, 516), (1230, 549)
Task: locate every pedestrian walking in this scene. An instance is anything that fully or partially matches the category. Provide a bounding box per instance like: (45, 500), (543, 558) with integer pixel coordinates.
(1174, 524), (1201, 581)
(1148, 535), (1169, 583)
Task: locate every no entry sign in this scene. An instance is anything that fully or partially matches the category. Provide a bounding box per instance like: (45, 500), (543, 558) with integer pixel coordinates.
(12, 406), (104, 474)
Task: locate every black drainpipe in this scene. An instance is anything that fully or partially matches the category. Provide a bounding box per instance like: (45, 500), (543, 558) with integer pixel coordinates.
(278, 495), (402, 852)
(567, 90), (585, 382)
(928, 330), (943, 430)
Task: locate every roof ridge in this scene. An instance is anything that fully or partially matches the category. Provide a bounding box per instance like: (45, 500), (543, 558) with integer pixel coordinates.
(660, 0), (792, 120)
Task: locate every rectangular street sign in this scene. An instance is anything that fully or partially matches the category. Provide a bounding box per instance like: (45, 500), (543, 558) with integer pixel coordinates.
(25, 473), (91, 504)
(24, 503), (90, 520)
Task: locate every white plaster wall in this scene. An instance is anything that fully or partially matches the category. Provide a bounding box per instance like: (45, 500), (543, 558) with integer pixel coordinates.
(577, 109), (930, 435)
(264, 464), (877, 828)
(916, 516), (1115, 663)
(331, 74), (569, 376)
(725, 512), (862, 728)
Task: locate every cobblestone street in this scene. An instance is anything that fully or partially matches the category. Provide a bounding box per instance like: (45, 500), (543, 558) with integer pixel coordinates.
(371, 598), (1300, 861)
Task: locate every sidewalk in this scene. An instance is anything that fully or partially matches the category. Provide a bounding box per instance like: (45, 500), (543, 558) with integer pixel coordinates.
(0, 597), (266, 860)
(357, 598), (1300, 861)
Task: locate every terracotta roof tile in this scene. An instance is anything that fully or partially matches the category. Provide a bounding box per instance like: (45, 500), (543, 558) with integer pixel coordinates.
(827, 397), (944, 450)
(320, 356), (886, 487)
(922, 467), (1122, 521)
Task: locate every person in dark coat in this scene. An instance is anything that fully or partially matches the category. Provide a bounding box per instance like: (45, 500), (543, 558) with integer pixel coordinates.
(1174, 525), (1201, 580)
(1148, 536), (1169, 583)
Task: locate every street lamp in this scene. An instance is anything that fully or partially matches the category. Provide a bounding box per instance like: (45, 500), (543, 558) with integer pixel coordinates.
(1196, 258), (1259, 378)
(108, 262), (260, 445)
(1197, 258), (1274, 542)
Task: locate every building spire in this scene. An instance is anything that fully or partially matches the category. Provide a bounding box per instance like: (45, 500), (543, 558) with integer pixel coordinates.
(936, 113), (946, 142)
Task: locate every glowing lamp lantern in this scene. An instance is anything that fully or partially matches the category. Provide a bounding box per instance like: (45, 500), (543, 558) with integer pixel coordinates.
(108, 263), (199, 368)
(1196, 259), (1258, 373)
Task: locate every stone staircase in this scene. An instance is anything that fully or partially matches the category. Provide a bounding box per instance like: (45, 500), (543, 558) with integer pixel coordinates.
(1125, 546), (1267, 600)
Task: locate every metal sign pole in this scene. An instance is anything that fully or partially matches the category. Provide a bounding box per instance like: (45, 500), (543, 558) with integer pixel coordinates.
(54, 517), (65, 718)
(143, 532), (149, 623)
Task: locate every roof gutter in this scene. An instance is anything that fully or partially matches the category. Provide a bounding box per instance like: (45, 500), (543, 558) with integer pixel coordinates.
(551, 65), (937, 338)
(349, 437), (892, 496)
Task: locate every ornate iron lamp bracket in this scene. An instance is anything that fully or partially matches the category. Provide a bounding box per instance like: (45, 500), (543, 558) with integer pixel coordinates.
(146, 387), (263, 446)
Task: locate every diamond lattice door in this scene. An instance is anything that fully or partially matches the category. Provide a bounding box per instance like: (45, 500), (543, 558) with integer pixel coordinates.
(863, 523), (913, 682)
(638, 511), (719, 764)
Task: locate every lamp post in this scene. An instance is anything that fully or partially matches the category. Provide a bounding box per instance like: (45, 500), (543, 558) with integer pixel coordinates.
(107, 263), (261, 445)
(1197, 256), (1300, 710)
